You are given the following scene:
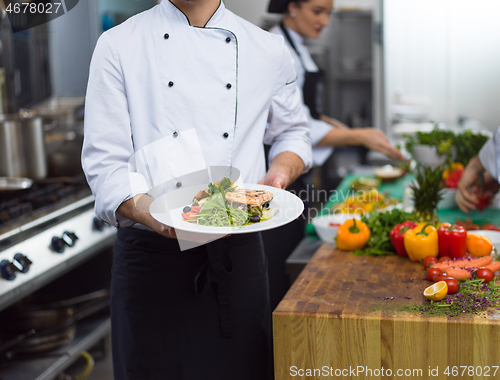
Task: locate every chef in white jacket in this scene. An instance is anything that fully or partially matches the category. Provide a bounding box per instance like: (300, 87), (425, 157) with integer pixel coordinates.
(81, 0), (311, 379)
(267, 0), (404, 166)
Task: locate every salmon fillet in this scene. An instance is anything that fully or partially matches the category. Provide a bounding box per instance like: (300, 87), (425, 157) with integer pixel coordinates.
(225, 189), (273, 206)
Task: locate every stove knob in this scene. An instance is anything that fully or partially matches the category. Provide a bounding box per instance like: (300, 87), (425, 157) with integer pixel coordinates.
(93, 217), (105, 231)
(62, 231), (79, 247)
(13, 253), (32, 273)
(0, 260), (17, 281)
(51, 236), (66, 253)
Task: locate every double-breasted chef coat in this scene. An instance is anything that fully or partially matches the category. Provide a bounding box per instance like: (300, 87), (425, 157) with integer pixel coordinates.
(82, 0), (312, 228)
(81, 2), (312, 379)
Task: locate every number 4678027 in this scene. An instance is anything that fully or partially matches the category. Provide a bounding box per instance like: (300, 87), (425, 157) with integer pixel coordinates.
(444, 366), (499, 377)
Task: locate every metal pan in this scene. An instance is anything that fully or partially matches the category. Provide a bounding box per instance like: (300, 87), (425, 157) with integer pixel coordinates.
(0, 177), (33, 191)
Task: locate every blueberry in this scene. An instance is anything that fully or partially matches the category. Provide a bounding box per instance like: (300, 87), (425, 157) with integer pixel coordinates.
(183, 206), (191, 213)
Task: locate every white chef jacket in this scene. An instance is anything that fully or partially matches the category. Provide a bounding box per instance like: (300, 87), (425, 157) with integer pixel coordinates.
(270, 24), (333, 167)
(82, 0), (312, 227)
(478, 127), (500, 181)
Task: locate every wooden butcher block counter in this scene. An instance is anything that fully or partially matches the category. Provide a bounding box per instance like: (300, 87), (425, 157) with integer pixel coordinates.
(273, 243), (500, 380)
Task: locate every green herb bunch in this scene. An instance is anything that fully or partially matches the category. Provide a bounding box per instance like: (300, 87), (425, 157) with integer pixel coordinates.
(452, 130), (489, 166)
(354, 208), (417, 256)
(410, 164), (445, 222)
(403, 127), (489, 167)
(403, 279), (499, 317)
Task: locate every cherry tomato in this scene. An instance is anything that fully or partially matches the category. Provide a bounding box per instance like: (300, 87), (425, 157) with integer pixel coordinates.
(427, 267), (443, 281)
(477, 195), (492, 211)
(438, 256), (451, 262)
(475, 268), (494, 283)
(435, 275), (454, 282)
(190, 205), (202, 213)
(423, 256), (438, 269)
(435, 277), (459, 294)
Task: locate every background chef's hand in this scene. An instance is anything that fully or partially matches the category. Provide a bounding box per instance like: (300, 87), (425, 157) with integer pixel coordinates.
(456, 156), (486, 213)
(258, 151), (306, 189)
(117, 194), (177, 239)
(317, 126), (404, 161)
(358, 129), (405, 161)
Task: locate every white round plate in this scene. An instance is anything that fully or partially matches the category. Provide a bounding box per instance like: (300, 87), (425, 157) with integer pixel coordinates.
(150, 184), (304, 235)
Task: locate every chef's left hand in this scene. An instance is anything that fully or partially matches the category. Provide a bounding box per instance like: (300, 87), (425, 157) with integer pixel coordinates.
(258, 172), (287, 189)
(258, 152), (305, 189)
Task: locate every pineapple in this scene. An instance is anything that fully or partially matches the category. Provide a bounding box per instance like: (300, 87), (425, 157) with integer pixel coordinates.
(410, 164), (446, 222)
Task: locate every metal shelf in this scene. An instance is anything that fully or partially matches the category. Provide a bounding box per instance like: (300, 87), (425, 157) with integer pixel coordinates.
(0, 314), (111, 380)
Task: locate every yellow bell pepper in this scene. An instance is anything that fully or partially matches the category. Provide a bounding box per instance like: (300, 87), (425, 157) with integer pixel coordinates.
(336, 218), (370, 251)
(403, 223), (438, 262)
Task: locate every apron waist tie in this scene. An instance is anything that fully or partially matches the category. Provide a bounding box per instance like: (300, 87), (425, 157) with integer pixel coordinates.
(194, 239), (234, 338)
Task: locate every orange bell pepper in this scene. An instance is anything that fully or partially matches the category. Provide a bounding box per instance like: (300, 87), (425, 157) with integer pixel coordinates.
(336, 218), (370, 251)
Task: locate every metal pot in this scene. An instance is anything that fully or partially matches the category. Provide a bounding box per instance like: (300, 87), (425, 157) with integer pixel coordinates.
(0, 110), (47, 179)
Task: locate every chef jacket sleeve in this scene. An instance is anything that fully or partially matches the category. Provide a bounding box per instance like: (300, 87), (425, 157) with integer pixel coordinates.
(81, 32), (150, 227)
(264, 40), (313, 172)
(478, 127), (500, 182)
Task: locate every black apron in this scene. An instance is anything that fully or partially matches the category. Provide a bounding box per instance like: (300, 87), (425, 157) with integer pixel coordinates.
(280, 22), (324, 120)
(262, 25), (325, 311)
(111, 228), (272, 380)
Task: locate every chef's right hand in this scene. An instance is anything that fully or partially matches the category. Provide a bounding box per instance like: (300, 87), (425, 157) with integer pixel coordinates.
(117, 194), (178, 239)
(456, 156), (484, 213)
(358, 129), (405, 161)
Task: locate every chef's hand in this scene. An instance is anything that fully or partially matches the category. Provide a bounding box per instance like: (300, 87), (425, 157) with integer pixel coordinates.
(358, 129), (405, 161)
(117, 194), (177, 239)
(258, 151), (305, 189)
(258, 172), (287, 189)
(317, 127), (404, 161)
(456, 156), (485, 213)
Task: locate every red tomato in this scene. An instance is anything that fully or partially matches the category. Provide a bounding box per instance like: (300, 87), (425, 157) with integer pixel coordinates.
(435, 275), (453, 282)
(435, 277), (459, 294)
(423, 256), (438, 269)
(483, 223), (500, 231)
(181, 212), (198, 221)
(477, 195), (492, 211)
(475, 268), (494, 283)
(427, 267), (443, 281)
(438, 256), (451, 262)
(190, 206), (202, 213)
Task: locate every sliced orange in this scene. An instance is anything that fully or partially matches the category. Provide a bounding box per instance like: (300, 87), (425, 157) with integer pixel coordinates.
(423, 281), (448, 301)
(467, 234), (493, 257)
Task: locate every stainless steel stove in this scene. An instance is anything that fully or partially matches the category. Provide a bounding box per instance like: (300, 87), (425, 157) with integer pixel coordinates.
(0, 177), (116, 379)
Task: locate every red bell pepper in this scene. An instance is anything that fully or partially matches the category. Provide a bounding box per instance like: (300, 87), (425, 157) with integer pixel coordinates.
(390, 221), (417, 257)
(437, 223), (467, 259)
(445, 168), (464, 189)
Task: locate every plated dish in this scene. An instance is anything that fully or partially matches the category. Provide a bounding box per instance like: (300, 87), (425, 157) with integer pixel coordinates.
(180, 178), (273, 227)
(150, 179), (304, 235)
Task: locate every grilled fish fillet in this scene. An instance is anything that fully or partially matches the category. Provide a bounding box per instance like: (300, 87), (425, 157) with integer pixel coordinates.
(225, 189), (273, 206)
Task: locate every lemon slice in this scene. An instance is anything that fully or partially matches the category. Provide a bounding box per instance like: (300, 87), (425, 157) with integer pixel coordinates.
(423, 281), (448, 301)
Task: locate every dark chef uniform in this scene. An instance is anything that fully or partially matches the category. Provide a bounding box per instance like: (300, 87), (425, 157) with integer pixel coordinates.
(81, 1), (312, 379)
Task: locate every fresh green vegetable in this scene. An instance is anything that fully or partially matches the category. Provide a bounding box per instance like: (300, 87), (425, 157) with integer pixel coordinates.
(453, 130), (489, 166)
(195, 193), (249, 227)
(370, 279), (500, 317)
(353, 208), (418, 256)
(404, 128), (455, 160)
(403, 127), (489, 166)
